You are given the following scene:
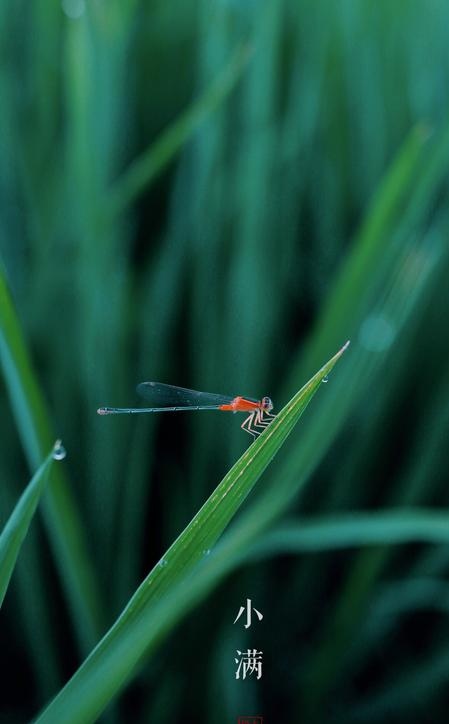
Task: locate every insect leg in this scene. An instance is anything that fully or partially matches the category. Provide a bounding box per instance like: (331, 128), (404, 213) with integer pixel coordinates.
(241, 412), (258, 439)
(257, 409), (276, 428)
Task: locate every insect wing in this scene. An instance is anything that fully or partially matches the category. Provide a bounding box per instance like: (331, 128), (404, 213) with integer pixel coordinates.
(136, 382), (233, 408)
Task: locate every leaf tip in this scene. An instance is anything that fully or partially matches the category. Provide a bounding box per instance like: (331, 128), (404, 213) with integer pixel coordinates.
(340, 340), (351, 353)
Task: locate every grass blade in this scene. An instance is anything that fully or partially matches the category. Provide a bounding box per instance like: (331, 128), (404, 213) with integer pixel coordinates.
(34, 343), (349, 724)
(0, 440), (62, 607)
(0, 262), (103, 648)
(289, 122), (431, 382)
(297, 118), (449, 714)
(242, 509), (449, 559)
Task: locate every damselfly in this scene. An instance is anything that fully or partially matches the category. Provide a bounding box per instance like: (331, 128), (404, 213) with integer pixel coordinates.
(97, 382), (276, 439)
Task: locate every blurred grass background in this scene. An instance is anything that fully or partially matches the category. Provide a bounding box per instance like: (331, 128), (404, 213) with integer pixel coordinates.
(1, 0), (449, 722)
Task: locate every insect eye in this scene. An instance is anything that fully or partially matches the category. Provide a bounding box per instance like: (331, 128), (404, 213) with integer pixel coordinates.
(263, 396), (273, 411)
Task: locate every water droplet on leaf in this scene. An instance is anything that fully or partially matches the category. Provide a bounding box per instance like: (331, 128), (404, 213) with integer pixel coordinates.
(52, 440), (66, 460)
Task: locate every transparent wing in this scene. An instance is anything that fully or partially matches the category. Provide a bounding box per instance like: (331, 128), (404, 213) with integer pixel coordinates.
(136, 382), (234, 408)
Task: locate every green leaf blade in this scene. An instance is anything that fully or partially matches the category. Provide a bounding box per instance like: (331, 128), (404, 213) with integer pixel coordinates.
(0, 441), (61, 607)
(116, 340), (350, 619)
(34, 343), (349, 724)
(244, 509), (449, 559)
(0, 262), (103, 648)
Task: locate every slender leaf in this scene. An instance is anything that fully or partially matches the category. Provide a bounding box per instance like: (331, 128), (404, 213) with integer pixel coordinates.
(242, 510), (449, 559)
(34, 343), (349, 724)
(0, 262), (103, 648)
(0, 441), (62, 607)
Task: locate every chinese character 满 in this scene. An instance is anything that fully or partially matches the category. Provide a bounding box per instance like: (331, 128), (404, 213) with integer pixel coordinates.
(235, 649), (263, 680)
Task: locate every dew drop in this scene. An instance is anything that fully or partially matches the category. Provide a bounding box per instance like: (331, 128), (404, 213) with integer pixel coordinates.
(322, 375), (329, 384)
(52, 440), (66, 461)
(202, 549), (211, 556)
(159, 558), (168, 568)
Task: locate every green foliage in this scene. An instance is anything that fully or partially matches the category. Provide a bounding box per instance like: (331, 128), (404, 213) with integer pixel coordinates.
(1, 1), (449, 723)
(0, 442), (59, 607)
(245, 511), (449, 557)
(0, 262), (103, 651)
(35, 346), (347, 724)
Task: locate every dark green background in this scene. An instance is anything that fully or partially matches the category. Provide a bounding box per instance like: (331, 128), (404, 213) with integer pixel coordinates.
(1, 1), (449, 722)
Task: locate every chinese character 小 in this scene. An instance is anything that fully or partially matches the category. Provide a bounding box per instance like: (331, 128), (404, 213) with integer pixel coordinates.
(233, 598), (263, 629)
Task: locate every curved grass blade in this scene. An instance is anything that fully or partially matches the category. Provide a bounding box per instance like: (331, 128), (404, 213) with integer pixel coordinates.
(241, 509), (449, 559)
(0, 440), (63, 607)
(0, 262), (103, 648)
(221, 127), (444, 570)
(295, 120), (449, 718)
(34, 343), (349, 724)
(290, 123), (432, 383)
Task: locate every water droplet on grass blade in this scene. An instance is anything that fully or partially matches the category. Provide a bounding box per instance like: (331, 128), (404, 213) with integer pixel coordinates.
(322, 375), (329, 383)
(159, 558), (168, 568)
(203, 549), (211, 556)
(52, 440), (66, 460)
